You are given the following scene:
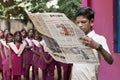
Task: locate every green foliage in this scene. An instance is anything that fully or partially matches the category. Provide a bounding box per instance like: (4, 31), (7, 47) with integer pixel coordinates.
(57, 0), (81, 20)
(0, 0), (81, 24)
(0, 0), (48, 24)
(0, 3), (4, 18)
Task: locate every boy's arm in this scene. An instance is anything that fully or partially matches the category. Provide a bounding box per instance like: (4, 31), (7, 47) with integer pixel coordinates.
(80, 36), (113, 64)
(96, 45), (113, 64)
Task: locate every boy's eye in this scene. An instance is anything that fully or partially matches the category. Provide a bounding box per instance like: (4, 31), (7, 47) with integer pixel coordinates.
(76, 21), (87, 25)
(81, 21), (87, 24)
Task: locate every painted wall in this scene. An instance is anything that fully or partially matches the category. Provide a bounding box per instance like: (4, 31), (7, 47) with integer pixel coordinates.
(116, 0), (120, 52)
(82, 0), (120, 80)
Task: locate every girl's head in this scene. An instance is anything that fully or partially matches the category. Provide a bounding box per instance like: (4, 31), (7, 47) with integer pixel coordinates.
(4, 29), (10, 39)
(4, 29), (9, 35)
(14, 31), (22, 43)
(28, 29), (34, 38)
(6, 33), (13, 43)
(34, 30), (42, 41)
(21, 28), (27, 38)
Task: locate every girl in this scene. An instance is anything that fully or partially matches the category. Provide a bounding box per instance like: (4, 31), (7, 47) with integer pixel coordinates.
(24, 29), (35, 80)
(20, 28), (27, 39)
(2, 33), (13, 80)
(39, 36), (55, 80)
(31, 30), (42, 80)
(0, 30), (5, 79)
(8, 31), (26, 80)
(31, 31), (55, 80)
(4, 29), (10, 39)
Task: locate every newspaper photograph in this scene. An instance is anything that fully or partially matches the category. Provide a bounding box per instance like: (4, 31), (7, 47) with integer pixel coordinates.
(26, 11), (99, 64)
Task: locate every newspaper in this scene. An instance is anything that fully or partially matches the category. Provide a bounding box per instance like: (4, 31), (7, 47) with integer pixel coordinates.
(26, 11), (99, 64)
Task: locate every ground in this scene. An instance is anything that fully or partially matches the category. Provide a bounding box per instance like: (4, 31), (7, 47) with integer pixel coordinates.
(0, 66), (63, 80)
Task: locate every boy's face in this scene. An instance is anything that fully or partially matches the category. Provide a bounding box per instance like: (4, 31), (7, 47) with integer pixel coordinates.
(76, 16), (94, 35)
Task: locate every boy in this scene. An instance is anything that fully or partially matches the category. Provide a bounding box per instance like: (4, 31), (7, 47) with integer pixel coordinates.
(71, 7), (113, 80)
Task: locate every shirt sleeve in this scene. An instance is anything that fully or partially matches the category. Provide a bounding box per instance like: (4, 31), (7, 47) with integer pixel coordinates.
(95, 35), (111, 54)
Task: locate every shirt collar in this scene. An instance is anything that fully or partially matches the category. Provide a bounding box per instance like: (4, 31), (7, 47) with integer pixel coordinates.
(87, 30), (95, 37)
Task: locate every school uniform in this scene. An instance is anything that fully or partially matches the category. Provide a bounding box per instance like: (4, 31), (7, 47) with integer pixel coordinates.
(0, 56), (2, 72)
(8, 42), (26, 80)
(61, 63), (73, 80)
(39, 52), (55, 80)
(2, 42), (11, 80)
(0, 40), (3, 69)
(54, 61), (62, 80)
(55, 60), (72, 80)
(0, 39), (5, 80)
(39, 39), (55, 80)
(24, 37), (35, 80)
(32, 39), (43, 80)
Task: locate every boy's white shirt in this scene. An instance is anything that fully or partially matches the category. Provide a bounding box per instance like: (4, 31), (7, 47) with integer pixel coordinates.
(72, 30), (111, 80)
(8, 42), (26, 56)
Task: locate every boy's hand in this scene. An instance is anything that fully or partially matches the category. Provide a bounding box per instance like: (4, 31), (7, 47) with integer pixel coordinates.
(80, 36), (99, 49)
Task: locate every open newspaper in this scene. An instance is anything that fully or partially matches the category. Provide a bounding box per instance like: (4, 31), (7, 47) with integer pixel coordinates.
(26, 11), (99, 64)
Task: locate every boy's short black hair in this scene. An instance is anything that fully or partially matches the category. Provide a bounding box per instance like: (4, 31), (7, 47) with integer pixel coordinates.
(75, 7), (94, 20)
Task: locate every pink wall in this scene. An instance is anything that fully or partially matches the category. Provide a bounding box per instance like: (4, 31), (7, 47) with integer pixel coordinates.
(82, 0), (120, 80)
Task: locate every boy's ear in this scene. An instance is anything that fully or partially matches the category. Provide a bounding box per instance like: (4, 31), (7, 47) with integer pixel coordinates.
(90, 19), (94, 26)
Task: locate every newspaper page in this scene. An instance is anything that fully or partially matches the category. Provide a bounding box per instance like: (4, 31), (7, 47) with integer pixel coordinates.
(26, 12), (99, 64)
